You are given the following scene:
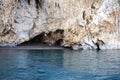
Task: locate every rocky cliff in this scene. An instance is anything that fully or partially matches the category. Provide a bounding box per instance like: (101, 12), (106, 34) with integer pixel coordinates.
(0, 0), (120, 49)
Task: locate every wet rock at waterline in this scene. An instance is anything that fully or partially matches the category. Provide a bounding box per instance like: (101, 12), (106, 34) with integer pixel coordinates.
(0, 0), (120, 50)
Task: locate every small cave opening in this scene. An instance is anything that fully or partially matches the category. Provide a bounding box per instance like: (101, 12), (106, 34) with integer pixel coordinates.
(19, 29), (64, 47)
(19, 32), (45, 46)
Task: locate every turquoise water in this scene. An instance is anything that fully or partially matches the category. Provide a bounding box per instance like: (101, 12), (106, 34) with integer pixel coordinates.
(0, 49), (120, 80)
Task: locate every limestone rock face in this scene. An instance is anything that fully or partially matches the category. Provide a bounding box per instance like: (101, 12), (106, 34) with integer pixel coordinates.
(0, 0), (120, 49)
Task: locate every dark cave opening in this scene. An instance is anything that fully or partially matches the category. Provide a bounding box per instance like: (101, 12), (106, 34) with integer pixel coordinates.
(19, 33), (45, 46)
(19, 29), (64, 47)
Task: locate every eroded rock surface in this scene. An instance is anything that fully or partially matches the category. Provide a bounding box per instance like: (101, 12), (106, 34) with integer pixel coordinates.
(0, 0), (120, 49)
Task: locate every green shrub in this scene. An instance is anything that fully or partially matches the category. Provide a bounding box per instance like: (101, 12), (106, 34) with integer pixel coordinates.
(118, 0), (120, 5)
(91, 3), (96, 9)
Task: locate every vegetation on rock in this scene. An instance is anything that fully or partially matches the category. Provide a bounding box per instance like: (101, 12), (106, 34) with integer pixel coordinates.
(118, 0), (120, 5)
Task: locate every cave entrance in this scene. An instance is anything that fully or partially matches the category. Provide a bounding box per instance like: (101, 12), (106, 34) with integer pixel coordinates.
(19, 29), (64, 47)
(19, 33), (45, 46)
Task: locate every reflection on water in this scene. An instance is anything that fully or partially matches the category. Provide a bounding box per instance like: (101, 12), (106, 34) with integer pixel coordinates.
(63, 50), (120, 75)
(0, 49), (120, 80)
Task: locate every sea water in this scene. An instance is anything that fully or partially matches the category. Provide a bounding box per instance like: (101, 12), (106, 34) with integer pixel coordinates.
(0, 49), (120, 80)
